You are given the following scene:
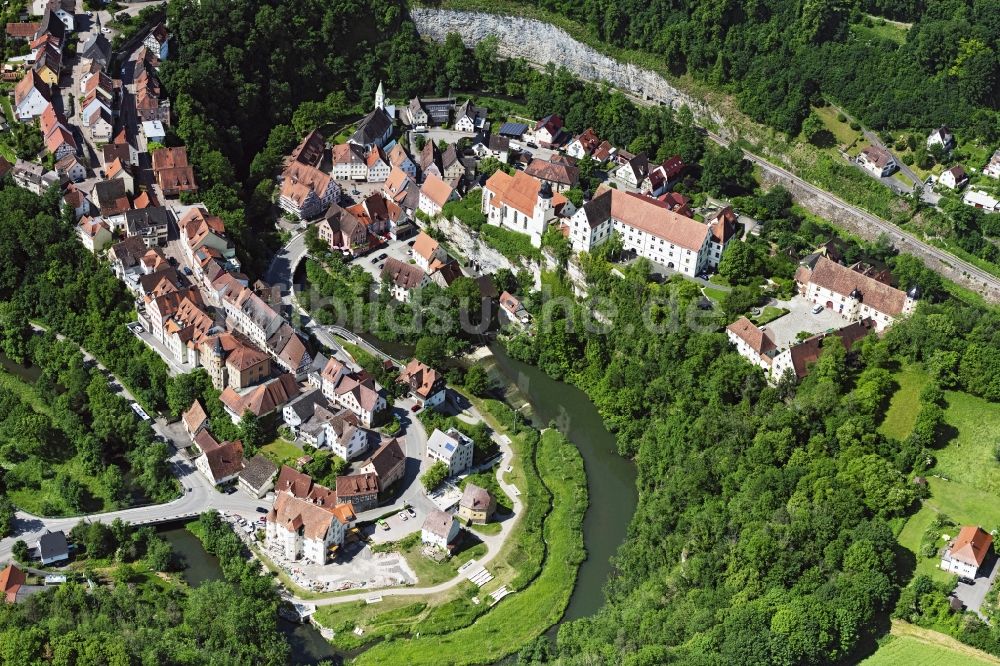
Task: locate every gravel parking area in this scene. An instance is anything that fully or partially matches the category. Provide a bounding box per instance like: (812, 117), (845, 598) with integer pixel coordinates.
(762, 295), (851, 348)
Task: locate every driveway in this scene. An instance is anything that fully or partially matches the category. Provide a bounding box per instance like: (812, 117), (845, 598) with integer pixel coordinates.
(953, 553), (1000, 618)
(762, 295), (850, 348)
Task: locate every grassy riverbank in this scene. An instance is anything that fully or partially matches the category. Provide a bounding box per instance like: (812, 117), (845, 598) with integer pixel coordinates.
(350, 428), (587, 665)
(316, 399), (587, 652)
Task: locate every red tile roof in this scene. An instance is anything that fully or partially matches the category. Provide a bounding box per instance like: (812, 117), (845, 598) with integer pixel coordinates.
(808, 256), (909, 316)
(948, 526), (993, 568)
(727, 317), (776, 355)
(0, 564), (25, 603)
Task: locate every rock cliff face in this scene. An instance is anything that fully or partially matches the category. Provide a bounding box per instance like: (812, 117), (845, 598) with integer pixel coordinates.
(409, 7), (728, 135)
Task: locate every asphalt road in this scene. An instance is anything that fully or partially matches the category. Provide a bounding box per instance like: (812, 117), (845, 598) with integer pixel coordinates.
(293, 403), (523, 607)
(0, 327), (265, 562)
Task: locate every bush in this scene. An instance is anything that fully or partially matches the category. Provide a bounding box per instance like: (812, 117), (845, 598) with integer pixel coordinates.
(421, 460), (449, 491)
(849, 121), (861, 130)
(479, 225), (541, 263)
(837, 112), (847, 123)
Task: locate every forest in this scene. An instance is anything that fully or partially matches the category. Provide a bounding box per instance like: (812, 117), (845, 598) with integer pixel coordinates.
(495, 237), (1000, 663)
(508, 0), (1000, 141)
(0, 327), (174, 523)
(0, 186), (171, 410)
(0, 514), (292, 664)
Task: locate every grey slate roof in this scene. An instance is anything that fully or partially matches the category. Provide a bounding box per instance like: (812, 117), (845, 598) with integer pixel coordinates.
(81, 34), (111, 66)
(284, 388), (328, 421)
(350, 108), (393, 147)
(38, 531), (68, 561)
(239, 454), (278, 490)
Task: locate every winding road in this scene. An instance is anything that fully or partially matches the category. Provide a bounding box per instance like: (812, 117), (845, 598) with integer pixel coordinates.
(292, 417), (524, 607)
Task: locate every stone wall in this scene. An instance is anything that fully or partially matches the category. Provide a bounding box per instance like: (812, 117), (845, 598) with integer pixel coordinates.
(409, 7), (728, 136)
(757, 169), (1000, 302)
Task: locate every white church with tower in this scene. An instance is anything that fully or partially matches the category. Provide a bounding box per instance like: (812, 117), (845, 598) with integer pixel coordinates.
(348, 81), (394, 150)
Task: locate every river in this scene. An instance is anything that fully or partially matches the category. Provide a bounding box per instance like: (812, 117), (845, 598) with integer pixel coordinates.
(487, 343), (638, 622)
(160, 526), (340, 665)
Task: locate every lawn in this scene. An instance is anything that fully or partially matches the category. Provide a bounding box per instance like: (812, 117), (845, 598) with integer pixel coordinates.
(397, 537), (488, 586)
(878, 365), (930, 441)
(881, 368), (1000, 492)
(813, 105), (863, 148)
(850, 18), (909, 46)
(314, 599), (430, 651)
(887, 364), (1000, 581)
(897, 477), (1000, 584)
(752, 306), (788, 325)
(353, 429), (587, 666)
(260, 437), (303, 468)
(702, 286), (728, 303)
(862, 621), (1000, 666)
(933, 390), (1000, 496)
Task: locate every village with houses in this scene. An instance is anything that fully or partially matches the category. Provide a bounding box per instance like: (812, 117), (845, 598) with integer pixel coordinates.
(0, 3), (999, 661)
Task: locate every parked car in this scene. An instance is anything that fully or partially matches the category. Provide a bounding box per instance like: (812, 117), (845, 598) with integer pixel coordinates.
(377, 520), (389, 531)
(410, 404), (420, 412)
(407, 240), (416, 247)
(225, 486), (237, 495)
(398, 512), (408, 521)
(811, 304), (824, 314)
(256, 507), (268, 514)
(377, 253), (388, 261)
(370, 256), (380, 264)
(526, 141), (538, 149)
(406, 507), (416, 518)
(959, 576), (975, 585)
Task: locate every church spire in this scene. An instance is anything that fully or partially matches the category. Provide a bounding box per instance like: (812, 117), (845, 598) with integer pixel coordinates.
(375, 81), (385, 110)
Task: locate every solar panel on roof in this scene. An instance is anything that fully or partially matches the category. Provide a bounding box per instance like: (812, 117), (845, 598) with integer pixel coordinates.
(499, 122), (528, 137)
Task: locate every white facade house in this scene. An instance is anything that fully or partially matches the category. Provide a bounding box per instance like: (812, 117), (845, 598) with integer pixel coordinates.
(319, 358), (388, 427)
(939, 165), (968, 190)
(963, 188), (1000, 213)
(421, 509), (460, 549)
(615, 154), (648, 189)
(426, 428), (474, 475)
(795, 256), (916, 332)
(265, 492), (355, 565)
(857, 146), (897, 178)
(927, 126), (955, 150)
(332, 143), (368, 181)
(569, 189), (714, 277)
(418, 174), (457, 217)
(985, 149), (1000, 179)
(366, 147), (391, 182)
(481, 170), (558, 248)
(380, 258), (430, 303)
(940, 526), (992, 579)
(325, 420), (372, 462)
(397, 358), (447, 409)
(14, 74), (50, 121)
